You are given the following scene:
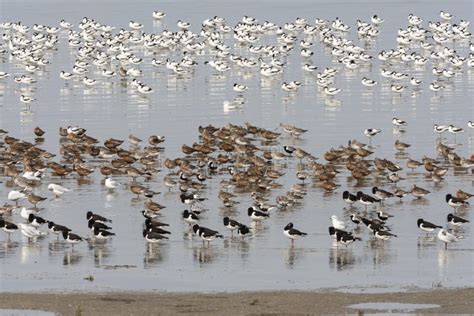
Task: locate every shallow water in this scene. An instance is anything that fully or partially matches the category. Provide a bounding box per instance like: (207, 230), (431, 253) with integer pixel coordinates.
(0, 309), (55, 316)
(0, 0), (473, 293)
(348, 302), (440, 312)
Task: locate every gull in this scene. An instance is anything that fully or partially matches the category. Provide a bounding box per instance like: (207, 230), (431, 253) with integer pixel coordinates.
(437, 229), (462, 249)
(331, 215), (346, 230)
(18, 223), (46, 242)
(105, 177), (120, 191)
(48, 183), (69, 198)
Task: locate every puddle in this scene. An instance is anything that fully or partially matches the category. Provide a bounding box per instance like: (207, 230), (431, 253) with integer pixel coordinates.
(0, 310), (56, 316)
(348, 302), (440, 312)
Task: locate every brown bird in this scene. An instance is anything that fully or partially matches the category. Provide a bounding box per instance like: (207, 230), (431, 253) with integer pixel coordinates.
(34, 127), (45, 137)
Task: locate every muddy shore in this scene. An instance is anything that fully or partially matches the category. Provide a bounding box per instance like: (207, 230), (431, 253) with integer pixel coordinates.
(1, 288), (473, 315)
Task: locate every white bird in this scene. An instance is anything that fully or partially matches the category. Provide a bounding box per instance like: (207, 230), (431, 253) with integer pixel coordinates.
(48, 183), (69, 197)
(20, 95), (35, 106)
(361, 77), (377, 87)
(364, 128), (381, 142)
(60, 71), (74, 81)
(392, 117), (407, 128)
(331, 215), (346, 230)
(437, 229), (461, 249)
(105, 177), (120, 191)
(323, 86), (341, 96)
(20, 207), (38, 221)
(129, 21), (143, 30)
(18, 223), (46, 241)
(8, 190), (26, 204)
(152, 11), (166, 20)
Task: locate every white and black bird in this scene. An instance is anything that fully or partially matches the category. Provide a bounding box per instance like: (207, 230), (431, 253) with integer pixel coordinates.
(183, 210), (200, 225)
(86, 211), (112, 224)
(447, 213), (469, 226)
(374, 229), (397, 241)
(392, 117), (407, 128)
(93, 227), (115, 240)
(446, 194), (469, 209)
(417, 219), (442, 234)
(377, 210), (394, 222)
(192, 224), (223, 245)
(0, 219), (18, 240)
(27, 214), (47, 227)
(342, 191), (358, 206)
(88, 219), (112, 231)
(364, 128), (381, 143)
(283, 222), (307, 246)
(47, 221), (71, 240)
(62, 231), (84, 250)
(223, 217), (240, 235)
(143, 230), (168, 243)
(248, 207), (270, 222)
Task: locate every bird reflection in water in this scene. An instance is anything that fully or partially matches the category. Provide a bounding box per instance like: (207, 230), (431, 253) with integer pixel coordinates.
(223, 238), (250, 260)
(21, 243), (41, 264)
(48, 240), (68, 254)
(63, 251), (82, 266)
(193, 245), (215, 265)
(0, 240), (20, 257)
(366, 239), (391, 267)
(329, 246), (355, 271)
(90, 242), (111, 266)
(144, 243), (168, 268)
(286, 247), (299, 268)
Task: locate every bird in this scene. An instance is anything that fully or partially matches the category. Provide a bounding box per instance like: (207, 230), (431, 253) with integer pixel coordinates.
(0, 219), (18, 240)
(86, 211), (112, 224)
(48, 183), (69, 198)
(357, 191), (380, 209)
(392, 117), (407, 128)
(374, 229), (397, 241)
(47, 221), (71, 240)
(364, 128), (381, 143)
(143, 230), (168, 243)
(93, 228), (116, 240)
(377, 211), (394, 222)
(18, 223), (46, 242)
(27, 214), (47, 227)
(437, 229), (462, 249)
(192, 224), (223, 245)
(417, 219), (442, 234)
(331, 215), (346, 230)
(342, 191), (358, 206)
(445, 194), (469, 209)
(62, 231), (84, 250)
(247, 207), (270, 222)
(237, 224), (251, 239)
(183, 210), (200, 225)
(283, 223), (307, 246)
(223, 217), (241, 235)
(105, 177), (120, 191)
(447, 213), (469, 226)
(7, 190), (26, 205)
(88, 219), (112, 231)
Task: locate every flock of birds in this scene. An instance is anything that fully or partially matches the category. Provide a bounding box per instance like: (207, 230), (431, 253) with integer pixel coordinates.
(0, 11), (472, 268)
(0, 114), (472, 253)
(0, 9), (473, 113)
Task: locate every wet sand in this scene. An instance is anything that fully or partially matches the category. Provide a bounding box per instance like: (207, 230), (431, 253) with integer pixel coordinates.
(1, 288), (473, 315)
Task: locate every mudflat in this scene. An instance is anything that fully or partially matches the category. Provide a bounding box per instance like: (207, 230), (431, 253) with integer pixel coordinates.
(1, 288), (473, 315)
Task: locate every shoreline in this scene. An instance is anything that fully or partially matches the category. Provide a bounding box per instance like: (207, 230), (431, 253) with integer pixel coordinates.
(1, 288), (473, 315)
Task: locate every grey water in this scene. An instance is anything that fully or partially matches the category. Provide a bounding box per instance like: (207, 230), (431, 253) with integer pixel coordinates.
(0, 0), (473, 293)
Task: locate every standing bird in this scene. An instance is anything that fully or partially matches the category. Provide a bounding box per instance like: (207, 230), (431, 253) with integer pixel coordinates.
(364, 128), (381, 143)
(283, 222), (307, 247)
(445, 194), (469, 209)
(192, 224), (223, 246)
(417, 219), (442, 234)
(447, 213), (469, 226)
(392, 117), (407, 129)
(223, 217), (241, 236)
(62, 231), (84, 250)
(437, 229), (462, 249)
(0, 219), (18, 240)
